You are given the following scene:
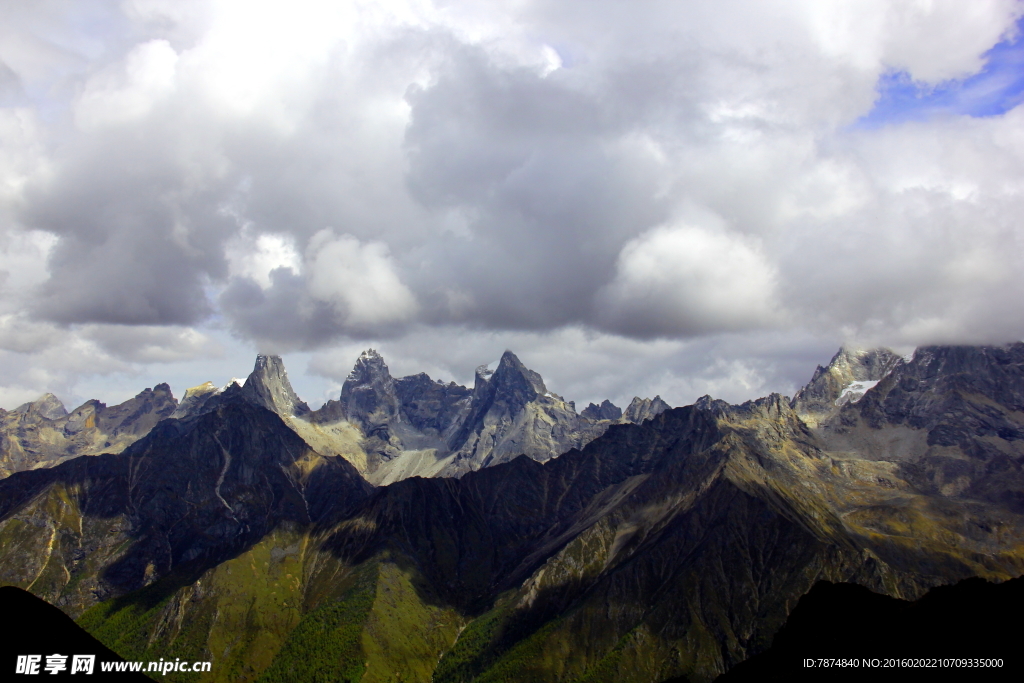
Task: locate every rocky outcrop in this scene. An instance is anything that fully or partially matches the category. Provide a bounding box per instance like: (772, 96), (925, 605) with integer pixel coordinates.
(437, 351), (585, 476)
(326, 349), (430, 469)
(296, 349), (612, 484)
(241, 354), (311, 418)
(0, 385), (178, 478)
(621, 394), (671, 424)
(581, 399), (622, 421)
(816, 343), (1024, 513)
(792, 346), (903, 426)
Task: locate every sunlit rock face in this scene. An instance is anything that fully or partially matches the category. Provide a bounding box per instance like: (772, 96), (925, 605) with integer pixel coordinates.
(241, 354), (311, 418)
(791, 347), (903, 427)
(622, 395), (671, 424)
(315, 349), (613, 483)
(0, 385), (178, 478)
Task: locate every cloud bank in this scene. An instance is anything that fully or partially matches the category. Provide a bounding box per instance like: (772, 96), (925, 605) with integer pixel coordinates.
(0, 0), (1023, 407)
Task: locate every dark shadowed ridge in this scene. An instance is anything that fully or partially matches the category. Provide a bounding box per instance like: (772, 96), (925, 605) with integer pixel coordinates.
(0, 586), (154, 681)
(716, 576), (1024, 682)
(0, 395), (372, 608)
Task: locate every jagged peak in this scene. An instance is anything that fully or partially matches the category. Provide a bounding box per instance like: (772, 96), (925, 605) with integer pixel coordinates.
(497, 349), (523, 369)
(828, 346), (901, 372)
(242, 354), (309, 417)
(694, 395), (730, 414)
(254, 353), (287, 372)
(346, 348), (393, 383)
(623, 395), (670, 424)
(491, 350), (547, 396)
(581, 399), (622, 421)
(250, 353), (290, 379)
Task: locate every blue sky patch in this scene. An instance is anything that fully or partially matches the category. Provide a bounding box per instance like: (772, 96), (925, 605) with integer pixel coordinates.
(858, 15), (1024, 127)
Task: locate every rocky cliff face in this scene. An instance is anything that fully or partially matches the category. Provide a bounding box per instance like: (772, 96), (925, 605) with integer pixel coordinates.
(433, 351), (585, 477)
(621, 394), (671, 424)
(2, 344), (1024, 683)
(298, 349), (631, 484)
(0, 385), (178, 478)
(815, 343), (1024, 513)
(241, 354), (311, 418)
(791, 347), (903, 427)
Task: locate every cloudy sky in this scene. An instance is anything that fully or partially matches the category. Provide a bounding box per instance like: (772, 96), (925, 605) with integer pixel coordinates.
(1, 0), (1023, 412)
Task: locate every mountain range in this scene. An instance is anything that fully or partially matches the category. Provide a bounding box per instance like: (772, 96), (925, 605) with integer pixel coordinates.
(0, 350), (668, 486)
(1, 344), (1022, 682)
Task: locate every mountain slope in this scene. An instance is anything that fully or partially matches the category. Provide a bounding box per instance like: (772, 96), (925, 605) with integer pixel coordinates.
(0, 396), (371, 616)
(815, 343), (1024, 512)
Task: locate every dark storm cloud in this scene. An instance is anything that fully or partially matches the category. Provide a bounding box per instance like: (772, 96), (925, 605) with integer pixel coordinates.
(219, 269), (341, 350)
(20, 120), (236, 325)
(400, 42), (674, 330)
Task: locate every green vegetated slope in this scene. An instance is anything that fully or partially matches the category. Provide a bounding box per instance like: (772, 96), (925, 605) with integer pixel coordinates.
(3, 351), (1024, 682)
(76, 528), (466, 683)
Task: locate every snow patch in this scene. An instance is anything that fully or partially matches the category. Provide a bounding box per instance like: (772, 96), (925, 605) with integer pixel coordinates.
(223, 377), (246, 391)
(836, 380), (879, 405)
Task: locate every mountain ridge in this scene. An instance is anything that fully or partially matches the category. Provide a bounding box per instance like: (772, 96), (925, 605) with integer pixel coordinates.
(1, 343), (1023, 681)
(0, 349), (669, 486)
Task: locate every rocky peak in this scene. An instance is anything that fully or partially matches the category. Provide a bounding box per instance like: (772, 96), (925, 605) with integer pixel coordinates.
(496, 350), (548, 395)
(347, 349), (389, 383)
(340, 349), (401, 429)
(17, 393), (68, 421)
(471, 351), (548, 411)
(622, 396), (671, 424)
(829, 347), (903, 382)
(241, 354), (310, 418)
(169, 382), (220, 419)
(792, 346), (902, 426)
(581, 400), (622, 421)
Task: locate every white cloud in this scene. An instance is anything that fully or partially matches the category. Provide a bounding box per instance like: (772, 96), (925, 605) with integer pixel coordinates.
(598, 219), (780, 337)
(75, 39), (179, 130)
(797, 0), (1022, 81)
(225, 230), (301, 289)
(81, 324), (223, 364)
(305, 229), (418, 328)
